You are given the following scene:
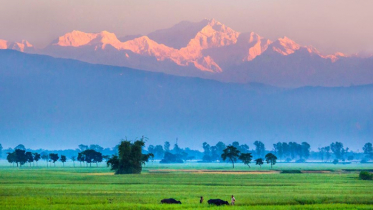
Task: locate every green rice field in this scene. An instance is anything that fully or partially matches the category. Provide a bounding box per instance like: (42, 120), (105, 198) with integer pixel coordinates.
(0, 161), (372, 209)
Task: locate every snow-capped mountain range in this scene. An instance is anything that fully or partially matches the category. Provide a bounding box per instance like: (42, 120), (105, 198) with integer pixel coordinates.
(1, 19), (372, 87)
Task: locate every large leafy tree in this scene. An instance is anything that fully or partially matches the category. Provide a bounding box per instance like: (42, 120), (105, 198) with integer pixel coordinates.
(265, 153), (277, 169)
(7, 149), (27, 167)
(239, 153), (253, 168)
(221, 146), (240, 168)
(107, 137), (153, 174)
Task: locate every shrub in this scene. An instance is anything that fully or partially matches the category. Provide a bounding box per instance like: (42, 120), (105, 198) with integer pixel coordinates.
(332, 159), (339, 165)
(361, 159), (368, 163)
(359, 171), (372, 180)
(281, 170), (302, 174)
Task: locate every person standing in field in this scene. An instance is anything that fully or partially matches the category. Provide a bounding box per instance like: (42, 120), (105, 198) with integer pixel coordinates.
(231, 195), (235, 205)
(200, 196), (204, 203)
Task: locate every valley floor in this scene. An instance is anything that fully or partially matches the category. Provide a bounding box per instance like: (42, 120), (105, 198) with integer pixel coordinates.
(0, 162), (372, 209)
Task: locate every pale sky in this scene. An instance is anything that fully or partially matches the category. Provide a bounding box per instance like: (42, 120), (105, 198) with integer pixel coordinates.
(0, 0), (372, 54)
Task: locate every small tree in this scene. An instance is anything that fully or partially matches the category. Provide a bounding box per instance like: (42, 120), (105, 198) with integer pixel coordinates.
(164, 141), (170, 152)
(77, 153), (84, 167)
(80, 150), (103, 167)
(324, 146), (331, 162)
(41, 153), (49, 167)
(33, 153), (41, 166)
(60, 155), (67, 167)
(25, 152), (34, 167)
(254, 141), (265, 157)
(255, 158), (264, 168)
(363, 143), (373, 160)
(239, 153), (253, 168)
(333, 159), (339, 165)
(221, 146), (240, 168)
(331, 142), (344, 160)
(265, 153), (277, 169)
(49, 153), (59, 167)
(71, 156), (76, 167)
(6, 152), (16, 167)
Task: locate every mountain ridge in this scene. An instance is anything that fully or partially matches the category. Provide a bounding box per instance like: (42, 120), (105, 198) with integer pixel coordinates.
(1, 18), (372, 87)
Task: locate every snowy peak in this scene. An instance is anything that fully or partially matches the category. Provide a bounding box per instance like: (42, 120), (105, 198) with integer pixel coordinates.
(189, 19), (240, 49)
(0, 39), (34, 52)
(323, 52), (346, 62)
(238, 32), (272, 61)
(53, 30), (122, 49)
(0, 39), (8, 49)
(120, 36), (175, 57)
(53, 30), (98, 47)
(269, 36), (301, 55)
(9, 18), (368, 77)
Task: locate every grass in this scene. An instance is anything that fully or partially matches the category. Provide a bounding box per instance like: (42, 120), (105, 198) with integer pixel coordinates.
(0, 162), (372, 209)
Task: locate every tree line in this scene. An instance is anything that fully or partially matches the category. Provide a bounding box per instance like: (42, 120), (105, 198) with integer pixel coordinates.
(5, 145), (106, 168)
(1, 141), (372, 168)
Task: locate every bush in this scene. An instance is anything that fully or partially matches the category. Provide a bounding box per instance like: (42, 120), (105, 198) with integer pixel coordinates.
(281, 170), (302, 174)
(332, 159), (339, 165)
(359, 171), (373, 180)
(160, 152), (184, 163)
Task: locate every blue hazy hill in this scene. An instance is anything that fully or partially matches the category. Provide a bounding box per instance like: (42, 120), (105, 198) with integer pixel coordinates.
(0, 50), (372, 150)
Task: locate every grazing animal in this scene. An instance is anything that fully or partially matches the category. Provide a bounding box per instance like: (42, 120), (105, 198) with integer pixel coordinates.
(208, 199), (229, 206)
(161, 198), (182, 204)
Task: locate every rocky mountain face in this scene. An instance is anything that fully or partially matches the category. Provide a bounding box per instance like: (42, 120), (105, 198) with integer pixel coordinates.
(1, 19), (372, 87)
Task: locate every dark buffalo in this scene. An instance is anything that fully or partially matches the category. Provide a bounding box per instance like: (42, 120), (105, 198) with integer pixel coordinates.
(161, 198), (182, 204)
(208, 199), (229, 206)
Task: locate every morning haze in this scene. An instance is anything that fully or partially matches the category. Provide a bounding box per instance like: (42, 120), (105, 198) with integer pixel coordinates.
(0, 0), (372, 54)
(1, 2), (373, 209)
